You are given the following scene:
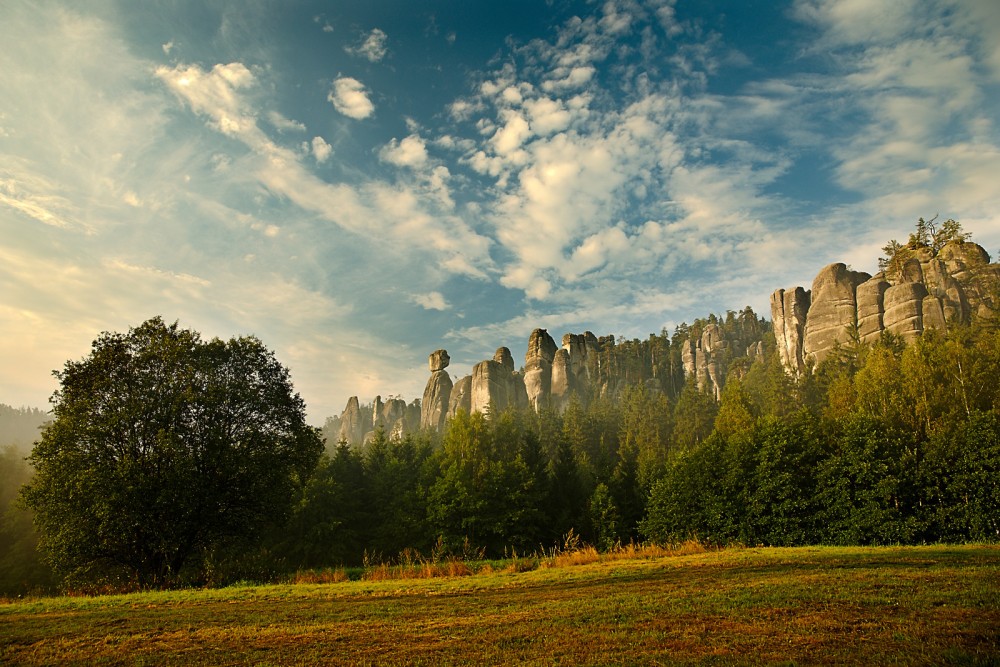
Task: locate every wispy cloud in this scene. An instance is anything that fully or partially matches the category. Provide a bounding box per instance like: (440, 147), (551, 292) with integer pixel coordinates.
(413, 291), (449, 311)
(346, 28), (388, 63)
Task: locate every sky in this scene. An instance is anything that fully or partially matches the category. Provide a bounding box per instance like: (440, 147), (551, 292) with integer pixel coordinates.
(2, 0), (999, 424)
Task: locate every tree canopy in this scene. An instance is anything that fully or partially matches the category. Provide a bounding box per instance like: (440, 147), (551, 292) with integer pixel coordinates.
(21, 318), (323, 587)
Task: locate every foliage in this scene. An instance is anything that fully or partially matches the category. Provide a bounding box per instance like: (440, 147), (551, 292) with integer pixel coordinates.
(878, 215), (971, 280)
(643, 320), (1000, 547)
(20, 318), (323, 588)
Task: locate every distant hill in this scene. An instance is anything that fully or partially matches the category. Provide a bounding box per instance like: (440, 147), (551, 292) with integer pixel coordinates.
(0, 403), (48, 451)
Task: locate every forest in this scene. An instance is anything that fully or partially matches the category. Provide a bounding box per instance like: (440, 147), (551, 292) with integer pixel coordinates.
(283, 318), (999, 573)
(1, 226), (999, 594)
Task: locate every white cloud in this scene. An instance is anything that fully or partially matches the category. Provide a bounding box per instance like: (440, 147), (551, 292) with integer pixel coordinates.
(413, 291), (449, 310)
(379, 134), (428, 168)
(157, 62), (260, 139)
(793, 0), (919, 45)
(162, 41), (174, 55)
(268, 111), (306, 132)
(491, 111), (532, 155)
(328, 76), (375, 119)
(523, 97), (573, 135)
(311, 136), (332, 163)
(346, 28), (388, 62)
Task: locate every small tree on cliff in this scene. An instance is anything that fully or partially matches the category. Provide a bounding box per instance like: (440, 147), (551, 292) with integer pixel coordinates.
(21, 318), (323, 587)
(879, 216), (971, 280)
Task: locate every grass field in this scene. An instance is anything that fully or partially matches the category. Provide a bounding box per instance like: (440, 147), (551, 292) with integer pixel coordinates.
(1, 545), (998, 665)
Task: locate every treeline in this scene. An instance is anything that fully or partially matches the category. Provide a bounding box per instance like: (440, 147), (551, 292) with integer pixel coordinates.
(273, 307), (769, 568)
(2, 312), (997, 593)
(266, 320), (999, 572)
(645, 324), (1000, 545)
(0, 406), (55, 594)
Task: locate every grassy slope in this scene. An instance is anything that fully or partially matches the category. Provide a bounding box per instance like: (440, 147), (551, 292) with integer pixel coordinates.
(1, 545), (998, 666)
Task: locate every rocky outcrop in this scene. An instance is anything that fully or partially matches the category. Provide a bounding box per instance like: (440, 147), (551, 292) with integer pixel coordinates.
(420, 350), (453, 432)
(856, 278), (889, 344)
(371, 396), (408, 439)
(524, 328), (558, 411)
(550, 348), (573, 412)
(802, 263), (871, 367)
(562, 334), (590, 386)
(337, 396), (365, 445)
(447, 375), (472, 418)
(680, 323), (727, 400)
(471, 347), (520, 415)
(883, 282), (927, 343)
(772, 242), (998, 375)
(937, 242), (998, 318)
(771, 287), (811, 377)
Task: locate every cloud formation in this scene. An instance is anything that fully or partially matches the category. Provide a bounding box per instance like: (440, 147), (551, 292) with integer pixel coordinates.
(346, 28), (388, 62)
(380, 134), (428, 168)
(328, 76), (375, 119)
(311, 136), (332, 163)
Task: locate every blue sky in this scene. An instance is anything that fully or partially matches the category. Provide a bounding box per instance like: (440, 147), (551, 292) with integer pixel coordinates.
(3, 0), (999, 423)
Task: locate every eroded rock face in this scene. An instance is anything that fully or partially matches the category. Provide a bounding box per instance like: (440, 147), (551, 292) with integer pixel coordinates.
(337, 396), (364, 445)
(680, 324), (727, 400)
(421, 350), (453, 431)
(524, 329), (557, 411)
(770, 286), (811, 377)
(939, 242), (998, 317)
(773, 242), (998, 377)
(447, 375), (472, 419)
(884, 282), (928, 343)
(471, 359), (514, 415)
(429, 349), (450, 372)
(562, 333), (590, 386)
(494, 347), (514, 374)
(550, 348), (573, 413)
(378, 398), (406, 432)
(856, 278), (889, 344)
(802, 263), (871, 366)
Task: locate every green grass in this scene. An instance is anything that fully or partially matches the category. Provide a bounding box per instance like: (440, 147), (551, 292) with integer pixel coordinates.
(2, 545), (998, 665)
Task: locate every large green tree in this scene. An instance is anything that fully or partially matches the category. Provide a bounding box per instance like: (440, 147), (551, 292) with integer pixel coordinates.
(21, 318), (322, 587)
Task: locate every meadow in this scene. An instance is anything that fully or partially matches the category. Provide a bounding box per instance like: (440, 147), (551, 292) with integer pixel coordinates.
(1, 544), (998, 665)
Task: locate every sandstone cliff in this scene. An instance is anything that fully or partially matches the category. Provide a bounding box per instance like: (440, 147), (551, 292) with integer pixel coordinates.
(420, 350), (452, 432)
(771, 241), (999, 374)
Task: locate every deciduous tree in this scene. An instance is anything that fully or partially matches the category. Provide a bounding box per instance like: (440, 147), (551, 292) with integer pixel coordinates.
(21, 318), (322, 587)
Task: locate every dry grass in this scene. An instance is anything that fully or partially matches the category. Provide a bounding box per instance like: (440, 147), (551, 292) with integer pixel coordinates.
(288, 568), (349, 585)
(543, 538), (709, 568)
(3, 545), (997, 665)
(360, 558), (475, 581)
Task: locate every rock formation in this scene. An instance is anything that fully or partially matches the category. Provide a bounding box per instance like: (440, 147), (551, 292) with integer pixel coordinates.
(420, 350), (453, 432)
(337, 396), (365, 445)
(550, 348), (573, 412)
(801, 263), (871, 367)
(523, 329), (558, 411)
(856, 278), (889, 344)
(471, 347), (517, 415)
(770, 287), (810, 377)
(771, 241), (999, 375)
(447, 375), (472, 418)
(371, 396), (408, 440)
(680, 323), (728, 400)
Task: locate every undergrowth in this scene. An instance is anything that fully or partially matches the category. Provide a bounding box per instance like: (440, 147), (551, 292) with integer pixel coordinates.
(288, 533), (714, 585)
